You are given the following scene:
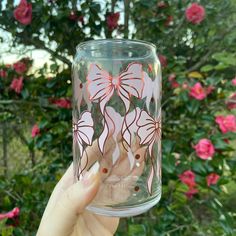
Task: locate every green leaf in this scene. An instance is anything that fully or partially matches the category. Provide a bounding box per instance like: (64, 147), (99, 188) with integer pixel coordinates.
(213, 138), (230, 150)
(186, 99), (200, 114)
(163, 140), (175, 153)
(201, 114), (214, 122)
(39, 118), (49, 129)
(35, 134), (53, 148)
(1, 225), (13, 236)
(163, 153), (176, 174)
(50, 64), (59, 72)
(46, 79), (57, 88)
(21, 88), (29, 99)
(192, 160), (207, 174)
(212, 52), (236, 66)
(28, 138), (35, 151)
(179, 90), (189, 102)
(128, 224), (146, 236)
(201, 65), (214, 72)
(214, 63), (229, 70)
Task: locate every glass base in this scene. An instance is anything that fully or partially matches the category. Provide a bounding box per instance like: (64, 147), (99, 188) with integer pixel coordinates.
(86, 190), (161, 217)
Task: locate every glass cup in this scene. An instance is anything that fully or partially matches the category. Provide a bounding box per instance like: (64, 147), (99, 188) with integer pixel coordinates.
(72, 39), (162, 217)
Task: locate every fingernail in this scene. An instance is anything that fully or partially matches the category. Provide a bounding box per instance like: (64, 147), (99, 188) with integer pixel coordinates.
(82, 162), (100, 187)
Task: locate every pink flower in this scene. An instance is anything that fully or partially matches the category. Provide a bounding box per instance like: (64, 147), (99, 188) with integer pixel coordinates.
(232, 78), (236, 86)
(179, 170), (196, 188)
(31, 124), (40, 138)
(51, 98), (71, 109)
(185, 187), (198, 199)
(69, 11), (78, 21)
(171, 81), (179, 88)
(226, 93), (236, 110)
(168, 73), (176, 82)
(13, 0), (32, 25)
(157, 1), (167, 8)
(10, 77), (24, 94)
(0, 69), (7, 78)
(206, 85), (214, 95)
(168, 73), (180, 88)
(106, 12), (120, 31)
(78, 15), (84, 24)
(69, 12), (84, 23)
(182, 82), (189, 89)
(179, 170), (199, 199)
(215, 115), (236, 133)
(224, 138), (230, 144)
(189, 82), (207, 100)
(158, 54), (167, 68)
(194, 139), (215, 160)
(165, 15), (173, 26)
(185, 3), (205, 24)
(206, 173), (220, 187)
(13, 61), (27, 74)
(0, 207), (20, 221)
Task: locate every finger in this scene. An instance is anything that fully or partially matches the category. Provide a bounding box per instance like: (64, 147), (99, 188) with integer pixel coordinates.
(93, 145), (147, 204)
(111, 145), (147, 177)
(92, 212), (119, 235)
(40, 162), (74, 223)
(80, 140), (102, 171)
(76, 211), (118, 236)
(80, 137), (116, 175)
(37, 162), (100, 236)
(75, 216), (93, 236)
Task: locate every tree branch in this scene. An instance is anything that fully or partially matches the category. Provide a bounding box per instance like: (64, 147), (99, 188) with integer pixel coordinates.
(71, 0), (77, 11)
(186, 50), (212, 72)
(111, 0), (116, 12)
(163, 225), (189, 235)
(12, 126), (36, 167)
(19, 34), (72, 67)
(0, 99), (58, 109)
(124, 0), (130, 38)
(0, 26), (72, 67)
(2, 122), (8, 177)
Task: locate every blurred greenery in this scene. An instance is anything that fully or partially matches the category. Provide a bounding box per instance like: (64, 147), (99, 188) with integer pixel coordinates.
(0, 0), (236, 235)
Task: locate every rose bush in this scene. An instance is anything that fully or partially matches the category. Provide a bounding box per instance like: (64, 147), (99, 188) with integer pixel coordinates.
(0, 0), (236, 235)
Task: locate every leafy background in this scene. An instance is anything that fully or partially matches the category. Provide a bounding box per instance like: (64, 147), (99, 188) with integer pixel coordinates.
(0, 0), (236, 235)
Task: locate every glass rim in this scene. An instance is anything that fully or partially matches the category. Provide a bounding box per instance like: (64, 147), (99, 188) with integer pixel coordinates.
(76, 38), (157, 53)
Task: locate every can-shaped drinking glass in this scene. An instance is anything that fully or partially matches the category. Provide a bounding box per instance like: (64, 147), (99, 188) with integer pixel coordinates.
(72, 39), (161, 217)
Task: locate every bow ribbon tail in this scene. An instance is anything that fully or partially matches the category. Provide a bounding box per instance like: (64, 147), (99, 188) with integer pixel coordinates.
(98, 107), (115, 154)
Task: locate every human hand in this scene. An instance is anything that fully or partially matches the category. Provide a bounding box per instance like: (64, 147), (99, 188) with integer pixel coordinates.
(37, 135), (146, 236)
(37, 161), (119, 236)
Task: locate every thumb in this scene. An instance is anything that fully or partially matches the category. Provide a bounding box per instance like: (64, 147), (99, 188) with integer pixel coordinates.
(37, 162), (100, 236)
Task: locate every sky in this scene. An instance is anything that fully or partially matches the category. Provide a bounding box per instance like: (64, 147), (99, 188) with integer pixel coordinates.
(0, 28), (52, 69)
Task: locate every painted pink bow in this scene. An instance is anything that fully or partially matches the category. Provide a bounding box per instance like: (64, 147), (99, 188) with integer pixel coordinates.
(73, 111), (94, 156)
(137, 110), (161, 155)
(86, 63), (144, 114)
(137, 110), (161, 195)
